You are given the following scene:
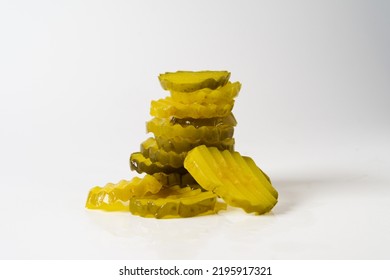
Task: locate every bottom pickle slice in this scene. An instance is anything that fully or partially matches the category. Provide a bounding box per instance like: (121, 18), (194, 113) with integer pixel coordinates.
(129, 185), (226, 219)
(184, 145), (278, 214)
(85, 175), (162, 211)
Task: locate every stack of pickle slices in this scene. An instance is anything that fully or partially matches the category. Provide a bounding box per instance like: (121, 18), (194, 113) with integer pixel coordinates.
(86, 71), (278, 218)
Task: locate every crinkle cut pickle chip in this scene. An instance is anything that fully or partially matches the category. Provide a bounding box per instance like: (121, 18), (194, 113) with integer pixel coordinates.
(150, 97), (234, 119)
(170, 81), (241, 104)
(158, 70), (231, 92)
(184, 145), (278, 214)
(146, 117), (235, 142)
(129, 186), (227, 219)
(85, 175), (162, 211)
(155, 135), (235, 153)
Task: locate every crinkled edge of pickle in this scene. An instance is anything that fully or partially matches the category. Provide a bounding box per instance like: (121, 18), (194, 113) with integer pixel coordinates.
(159, 71), (230, 92)
(170, 81), (241, 104)
(184, 145), (278, 214)
(170, 113), (237, 128)
(85, 175), (162, 211)
(130, 152), (187, 175)
(156, 136), (235, 153)
(146, 118), (235, 142)
(141, 137), (186, 168)
(129, 185), (227, 219)
(150, 97), (234, 119)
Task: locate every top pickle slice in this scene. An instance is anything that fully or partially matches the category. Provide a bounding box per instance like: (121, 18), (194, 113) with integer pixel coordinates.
(159, 71), (230, 92)
(130, 152), (187, 175)
(170, 82), (241, 104)
(184, 145), (278, 214)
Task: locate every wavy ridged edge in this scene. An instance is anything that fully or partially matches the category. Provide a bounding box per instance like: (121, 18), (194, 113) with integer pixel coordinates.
(156, 136), (235, 153)
(85, 175), (162, 211)
(184, 145), (278, 214)
(170, 113), (237, 128)
(159, 71), (231, 92)
(170, 81), (241, 104)
(130, 152), (187, 175)
(146, 118), (235, 142)
(129, 186), (226, 218)
(141, 137), (186, 168)
(150, 97), (234, 119)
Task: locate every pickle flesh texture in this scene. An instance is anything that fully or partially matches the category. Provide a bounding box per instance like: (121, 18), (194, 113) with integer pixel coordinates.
(184, 145), (278, 214)
(130, 152), (187, 175)
(150, 97), (234, 119)
(170, 82), (241, 104)
(85, 175), (162, 211)
(147, 117), (234, 142)
(159, 71), (230, 92)
(129, 185), (226, 218)
(156, 136), (235, 153)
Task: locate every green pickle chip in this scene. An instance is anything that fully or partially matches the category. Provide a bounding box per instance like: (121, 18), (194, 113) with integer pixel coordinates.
(159, 71), (231, 92)
(129, 186), (226, 218)
(184, 145), (278, 214)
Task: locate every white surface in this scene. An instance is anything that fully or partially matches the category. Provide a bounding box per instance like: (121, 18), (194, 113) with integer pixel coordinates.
(0, 0), (389, 259)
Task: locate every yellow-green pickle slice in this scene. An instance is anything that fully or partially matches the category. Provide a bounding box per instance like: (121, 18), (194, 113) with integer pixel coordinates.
(129, 186), (226, 218)
(130, 152), (186, 174)
(140, 137), (186, 168)
(184, 145), (278, 214)
(159, 71), (230, 92)
(150, 96), (234, 119)
(156, 136), (235, 153)
(170, 81), (241, 104)
(170, 113), (237, 128)
(85, 175), (162, 211)
(146, 118), (235, 142)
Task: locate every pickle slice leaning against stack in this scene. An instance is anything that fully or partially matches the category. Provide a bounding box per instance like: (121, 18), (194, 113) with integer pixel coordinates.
(184, 145), (278, 214)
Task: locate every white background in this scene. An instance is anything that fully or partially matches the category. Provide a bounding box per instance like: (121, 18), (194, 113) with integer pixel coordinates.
(0, 0), (389, 259)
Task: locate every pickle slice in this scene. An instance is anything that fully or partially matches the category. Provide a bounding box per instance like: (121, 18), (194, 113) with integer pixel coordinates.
(159, 71), (230, 92)
(184, 146), (278, 214)
(130, 152), (186, 174)
(140, 137), (186, 168)
(85, 175), (162, 211)
(243, 156), (275, 196)
(170, 82), (241, 104)
(129, 185), (226, 218)
(152, 172), (197, 187)
(170, 113), (237, 128)
(156, 136), (235, 153)
(146, 118), (235, 142)
(150, 97), (234, 119)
